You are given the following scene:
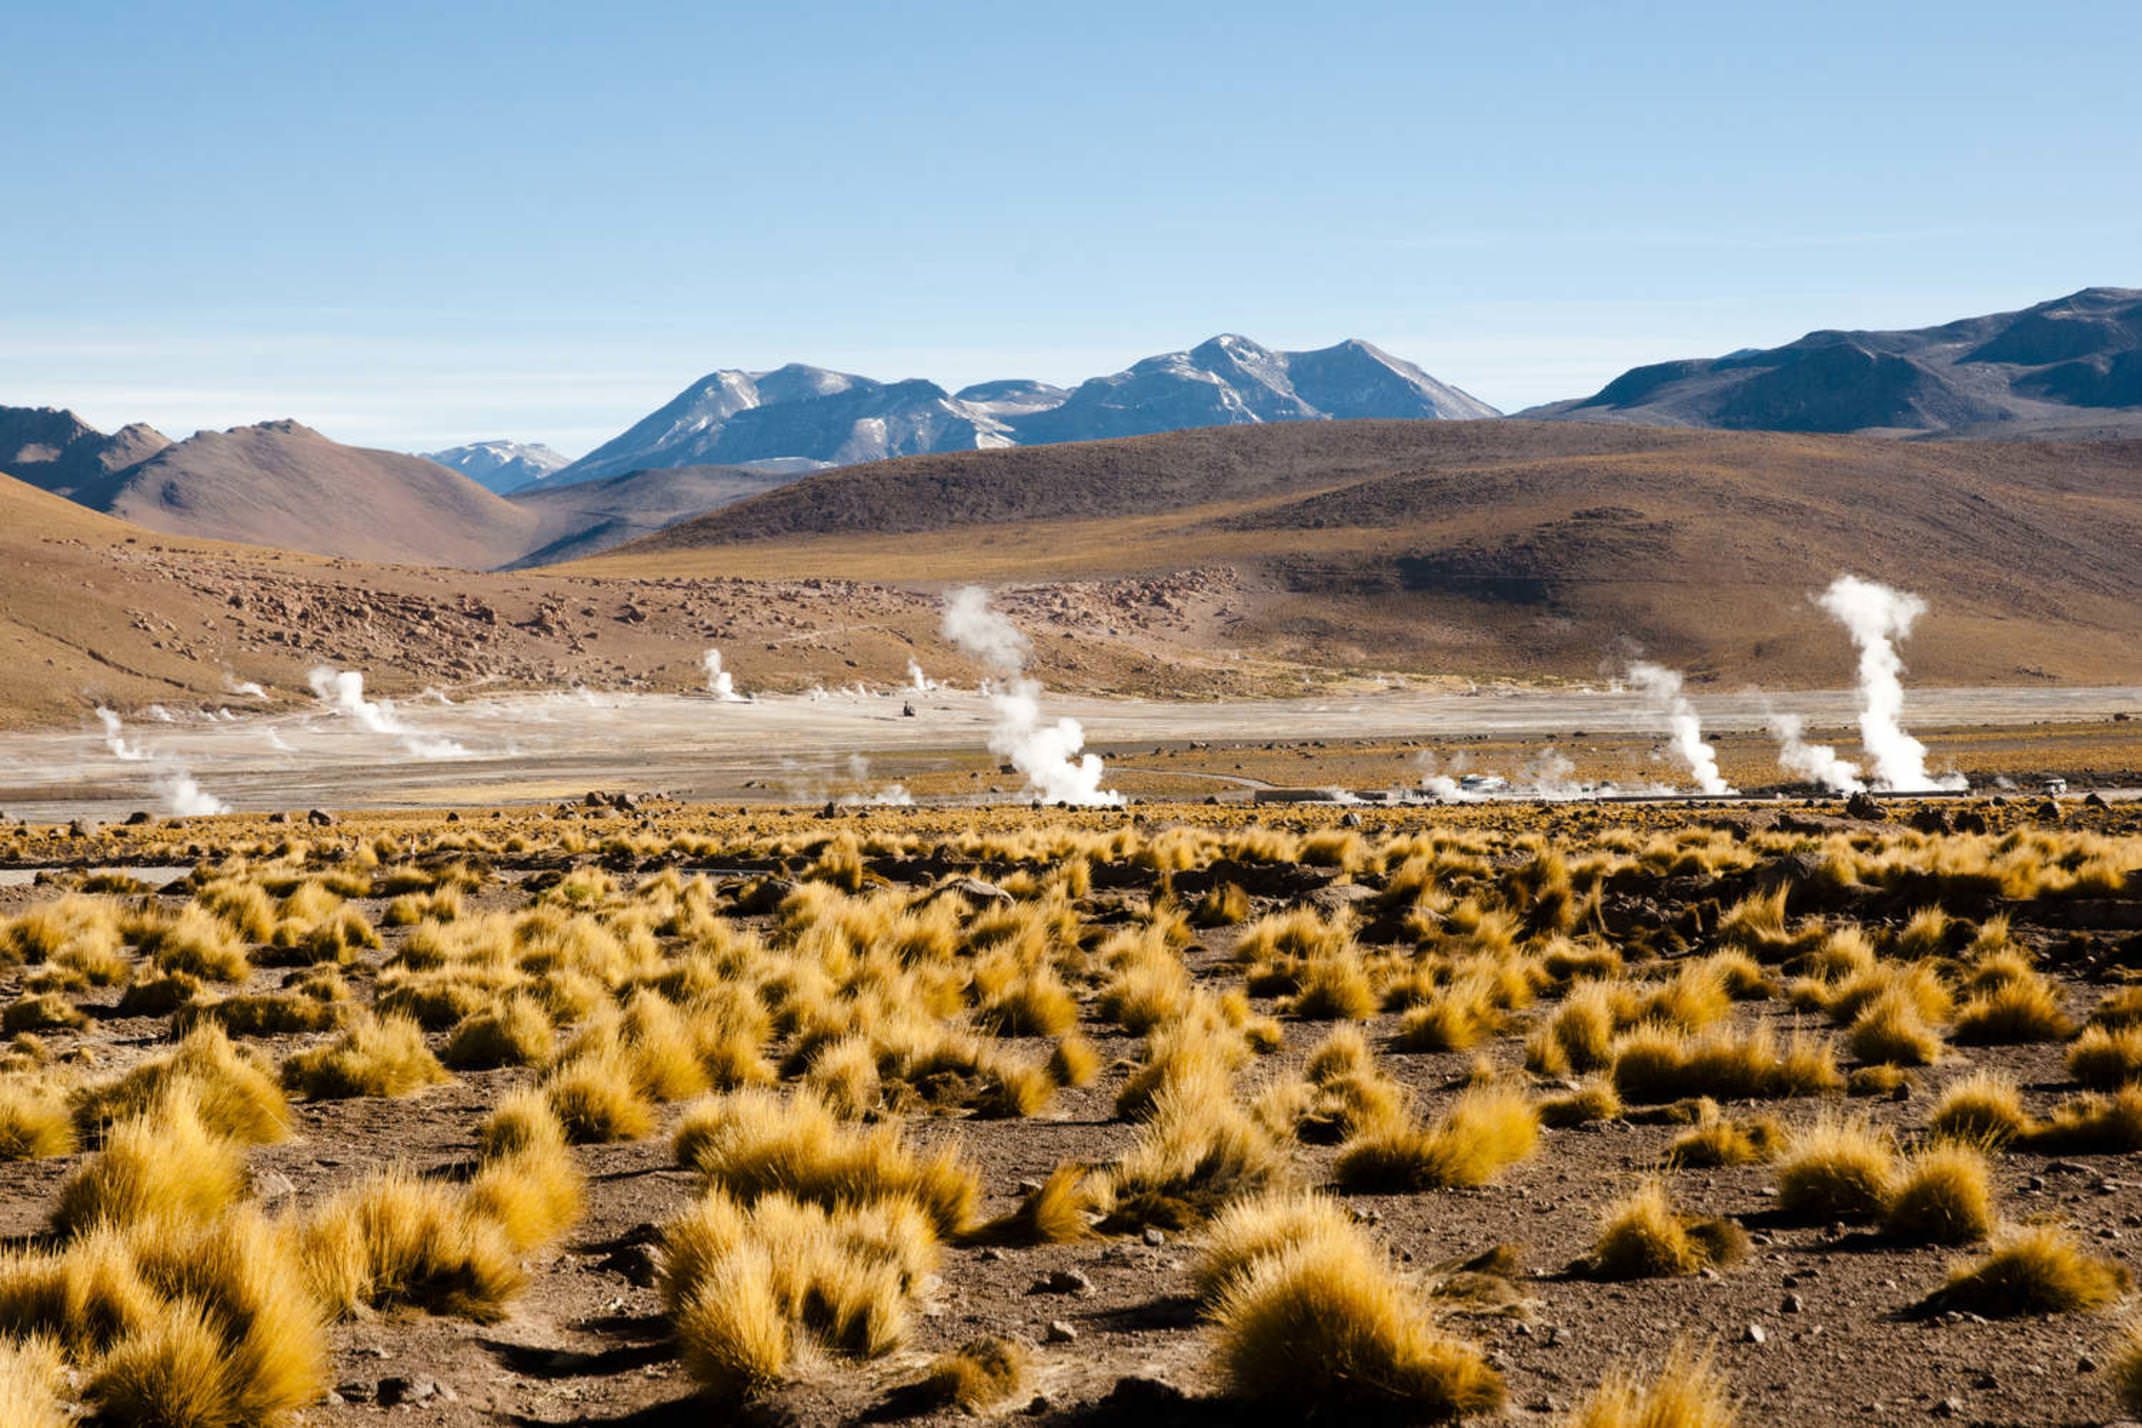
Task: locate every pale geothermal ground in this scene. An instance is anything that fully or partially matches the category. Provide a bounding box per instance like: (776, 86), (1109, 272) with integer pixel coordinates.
(4, 683), (2140, 824)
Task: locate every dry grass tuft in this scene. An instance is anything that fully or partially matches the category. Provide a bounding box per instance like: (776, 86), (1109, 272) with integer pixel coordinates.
(1333, 1085), (1539, 1192)
(915, 1337), (1030, 1411)
(1928, 1070), (2030, 1145)
(281, 1013), (448, 1099)
(675, 1088), (979, 1236)
(1563, 1341), (1737, 1428)
(1207, 1221), (1505, 1416)
(1925, 1224), (2130, 1317)
(1951, 975), (2074, 1045)
(1667, 1102), (1782, 1168)
(0, 1082), (77, 1161)
(1582, 1180), (1747, 1280)
(53, 1089), (244, 1235)
(1883, 1143), (1996, 1245)
(2070, 1024), (2142, 1091)
(299, 1169), (526, 1321)
(0, 1338), (64, 1428)
(74, 1024), (293, 1145)
(1775, 1113), (1896, 1223)
(969, 1163), (1095, 1246)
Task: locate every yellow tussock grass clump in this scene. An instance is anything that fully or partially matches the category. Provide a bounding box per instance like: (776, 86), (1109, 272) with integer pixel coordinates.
(281, 1014), (448, 1100)
(1207, 1216), (1504, 1416)
(75, 1024), (292, 1145)
(300, 1169), (526, 1322)
(1333, 1085), (1538, 1193)
(1582, 1180), (1747, 1280)
(915, 1337), (1029, 1411)
(674, 1088), (979, 1236)
(1775, 1113), (1896, 1223)
(1883, 1143), (1996, 1245)
(0, 1338), (64, 1428)
(1563, 1342), (1737, 1428)
(53, 1089), (244, 1236)
(1925, 1224), (2130, 1317)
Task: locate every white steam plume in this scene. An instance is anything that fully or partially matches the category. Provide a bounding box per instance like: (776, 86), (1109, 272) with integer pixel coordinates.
(1767, 710), (1864, 793)
(308, 666), (467, 759)
(223, 675), (269, 700)
(95, 707), (147, 761)
(702, 648), (746, 702)
(1816, 575), (1965, 792)
(154, 765), (230, 817)
(97, 706), (228, 814)
(1626, 662), (1732, 795)
(941, 586), (1120, 806)
(906, 659), (938, 693)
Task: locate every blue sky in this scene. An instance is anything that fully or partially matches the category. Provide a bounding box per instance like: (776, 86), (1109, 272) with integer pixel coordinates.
(5, 0), (2138, 454)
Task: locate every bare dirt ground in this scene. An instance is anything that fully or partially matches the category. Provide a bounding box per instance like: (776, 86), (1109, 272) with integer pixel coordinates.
(2, 800), (2142, 1425)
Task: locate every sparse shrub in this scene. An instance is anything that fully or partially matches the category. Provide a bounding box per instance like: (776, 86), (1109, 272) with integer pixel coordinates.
(1581, 1179), (1746, 1280)
(1884, 1143), (1996, 1245)
(2070, 1024), (2142, 1090)
(1334, 1085), (1538, 1192)
(53, 1089), (243, 1235)
(1288, 953), (1378, 1021)
(915, 1337), (1029, 1411)
(74, 1023), (292, 1145)
(1207, 1223), (1505, 1416)
(282, 1013), (448, 1099)
(444, 994), (554, 1069)
(1925, 1224), (2129, 1316)
(1775, 1113), (1895, 1222)
(1928, 1070), (2029, 1145)
(1563, 1342), (1737, 1428)
(300, 1170), (526, 1321)
(1951, 975), (2073, 1044)
(674, 1246), (791, 1403)
(1193, 881), (1250, 927)
(1193, 1190), (1358, 1303)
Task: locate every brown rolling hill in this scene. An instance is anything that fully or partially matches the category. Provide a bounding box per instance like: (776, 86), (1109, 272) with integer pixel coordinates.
(580, 420), (2142, 687)
(79, 420), (541, 567)
(0, 468), (1246, 730)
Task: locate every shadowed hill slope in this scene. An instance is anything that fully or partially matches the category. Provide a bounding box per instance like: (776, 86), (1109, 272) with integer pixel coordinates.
(582, 420), (2142, 686)
(86, 420), (540, 567)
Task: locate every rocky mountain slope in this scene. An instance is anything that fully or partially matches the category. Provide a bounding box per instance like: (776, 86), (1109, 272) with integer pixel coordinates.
(548, 335), (1496, 486)
(589, 419), (2142, 688)
(87, 420), (540, 567)
(502, 464), (797, 567)
(1529, 287), (2142, 437)
(421, 439), (569, 493)
(0, 407), (170, 498)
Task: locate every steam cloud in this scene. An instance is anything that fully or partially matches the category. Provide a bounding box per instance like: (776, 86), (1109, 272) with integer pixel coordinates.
(1626, 662), (1732, 795)
(906, 659), (938, 693)
(154, 766), (230, 817)
(95, 706), (228, 815)
(702, 648), (746, 702)
(95, 707), (147, 762)
(308, 666), (467, 759)
(941, 586), (1120, 806)
(1817, 575), (1964, 792)
(1767, 709), (1864, 794)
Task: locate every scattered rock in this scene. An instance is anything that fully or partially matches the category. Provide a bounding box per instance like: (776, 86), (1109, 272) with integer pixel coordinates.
(375, 1376), (438, 1407)
(305, 808), (335, 826)
(1781, 1293), (1804, 1313)
(1845, 791), (1886, 822)
(1743, 1323), (1768, 1345)
(1142, 1228), (1167, 1247)
(1029, 1269), (1094, 1297)
(1044, 1320), (1078, 1343)
(1934, 1397), (1965, 1418)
